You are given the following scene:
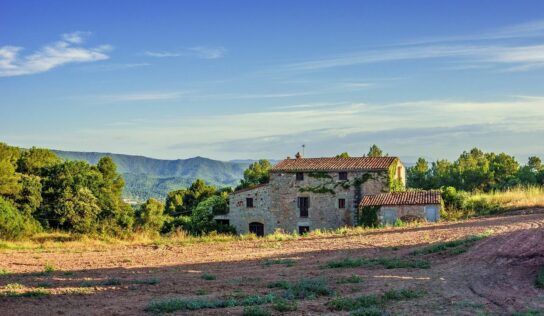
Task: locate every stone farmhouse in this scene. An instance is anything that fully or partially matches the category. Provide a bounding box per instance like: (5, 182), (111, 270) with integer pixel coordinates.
(217, 154), (441, 236)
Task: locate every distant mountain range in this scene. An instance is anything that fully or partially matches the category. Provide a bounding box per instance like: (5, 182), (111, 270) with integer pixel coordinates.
(53, 150), (253, 202)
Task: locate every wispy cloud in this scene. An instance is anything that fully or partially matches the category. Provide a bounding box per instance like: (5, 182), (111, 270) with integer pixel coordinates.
(144, 46), (226, 59)
(97, 91), (187, 102)
(0, 32), (111, 77)
(282, 44), (544, 72)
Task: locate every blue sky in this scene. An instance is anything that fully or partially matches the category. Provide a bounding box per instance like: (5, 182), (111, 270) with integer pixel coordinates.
(2, 0), (544, 162)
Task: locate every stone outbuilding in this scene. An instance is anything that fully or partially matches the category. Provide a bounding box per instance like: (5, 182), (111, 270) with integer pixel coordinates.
(359, 191), (442, 225)
(222, 155), (407, 236)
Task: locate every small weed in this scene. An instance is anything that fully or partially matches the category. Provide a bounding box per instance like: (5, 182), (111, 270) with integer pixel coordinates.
(536, 267), (544, 289)
(284, 278), (332, 300)
(195, 289), (208, 295)
(36, 281), (54, 288)
(0, 268), (10, 275)
(201, 273), (216, 280)
(272, 297), (297, 312)
(324, 257), (430, 269)
(80, 280), (95, 287)
(261, 258), (296, 267)
(130, 278), (160, 285)
(5, 283), (24, 290)
(63, 271), (75, 276)
(102, 278), (121, 286)
(267, 280), (291, 289)
(242, 306), (271, 316)
(337, 275), (363, 284)
(43, 263), (56, 274)
(16, 289), (50, 297)
(382, 289), (425, 300)
(240, 294), (275, 306)
(67, 287), (93, 295)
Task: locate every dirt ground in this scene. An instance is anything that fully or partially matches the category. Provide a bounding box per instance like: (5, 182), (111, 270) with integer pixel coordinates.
(1, 210), (543, 315)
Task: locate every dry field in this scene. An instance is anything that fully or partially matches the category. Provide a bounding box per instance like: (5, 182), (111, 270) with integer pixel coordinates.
(1, 210), (544, 315)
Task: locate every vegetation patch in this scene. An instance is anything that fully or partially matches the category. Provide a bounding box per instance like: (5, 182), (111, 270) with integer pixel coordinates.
(201, 273), (216, 280)
(242, 306), (271, 316)
(272, 297), (297, 312)
(410, 231), (492, 256)
(536, 267), (544, 289)
(324, 257), (430, 269)
(0, 268), (9, 275)
(268, 278), (332, 300)
(102, 278), (122, 286)
(327, 288), (425, 312)
(130, 278), (160, 285)
(145, 294), (275, 313)
(337, 274), (363, 284)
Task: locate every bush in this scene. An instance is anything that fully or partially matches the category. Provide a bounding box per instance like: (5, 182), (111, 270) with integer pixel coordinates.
(242, 306), (270, 316)
(0, 197), (40, 240)
(359, 206), (379, 227)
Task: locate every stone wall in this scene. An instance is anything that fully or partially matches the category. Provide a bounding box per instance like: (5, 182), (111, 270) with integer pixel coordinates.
(378, 204), (441, 224)
(226, 185), (275, 234)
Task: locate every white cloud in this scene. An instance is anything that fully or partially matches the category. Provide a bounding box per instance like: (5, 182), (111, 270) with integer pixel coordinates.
(97, 91), (187, 102)
(144, 46), (226, 59)
(189, 46), (226, 59)
(0, 32), (111, 77)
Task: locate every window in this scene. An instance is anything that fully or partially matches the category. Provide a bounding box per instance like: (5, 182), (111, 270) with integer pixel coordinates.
(338, 198), (346, 209)
(298, 197), (309, 217)
(216, 219), (230, 226)
(339, 172), (348, 180)
(296, 172), (304, 181)
(298, 226), (310, 235)
(246, 197), (254, 208)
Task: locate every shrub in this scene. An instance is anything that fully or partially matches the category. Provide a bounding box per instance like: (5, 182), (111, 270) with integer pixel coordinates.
(337, 275), (363, 284)
(0, 197), (40, 240)
(284, 278), (332, 300)
(359, 206), (380, 227)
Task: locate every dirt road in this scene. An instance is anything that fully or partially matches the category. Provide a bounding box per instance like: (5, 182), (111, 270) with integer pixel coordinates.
(1, 210), (543, 315)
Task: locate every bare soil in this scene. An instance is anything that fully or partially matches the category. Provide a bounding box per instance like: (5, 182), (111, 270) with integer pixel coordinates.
(1, 210), (543, 315)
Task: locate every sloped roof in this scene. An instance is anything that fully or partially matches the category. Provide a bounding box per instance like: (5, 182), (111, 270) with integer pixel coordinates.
(360, 191), (441, 207)
(270, 157), (398, 172)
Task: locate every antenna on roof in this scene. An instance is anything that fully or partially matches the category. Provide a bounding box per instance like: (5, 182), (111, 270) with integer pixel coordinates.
(302, 144), (306, 157)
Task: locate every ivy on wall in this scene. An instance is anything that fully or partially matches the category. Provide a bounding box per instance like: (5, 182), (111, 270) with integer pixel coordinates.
(387, 158), (404, 192)
(297, 172), (378, 195)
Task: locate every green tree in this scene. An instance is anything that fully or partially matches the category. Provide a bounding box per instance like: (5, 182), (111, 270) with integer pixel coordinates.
(335, 152), (350, 158)
(15, 174), (43, 216)
(528, 156), (542, 171)
(17, 147), (61, 175)
(58, 187), (101, 234)
(237, 160), (271, 190)
(190, 195), (234, 235)
(0, 143), (22, 199)
(165, 179), (216, 216)
(406, 158), (430, 189)
(136, 198), (165, 232)
(367, 144), (385, 157)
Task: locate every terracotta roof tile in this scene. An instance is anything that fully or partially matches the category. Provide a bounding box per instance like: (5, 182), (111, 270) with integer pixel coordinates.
(270, 157), (398, 172)
(360, 191), (441, 207)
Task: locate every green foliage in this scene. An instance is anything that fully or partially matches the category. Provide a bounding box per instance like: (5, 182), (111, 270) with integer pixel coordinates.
(237, 159), (271, 190)
(349, 306), (386, 316)
(367, 145), (385, 157)
(359, 206), (380, 228)
(0, 197), (40, 240)
(536, 267), (544, 289)
(165, 179), (216, 216)
(387, 158), (404, 192)
(17, 147), (61, 175)
(282, 278), (333, 300)
(336, 152), (350, 158)
(308, 171), (333, 179)
(261, 258), (296, 267)
(0, 143), (22, 198)
(136, 198), (165, 232)
(407, 148), (540, 192)
(324, 257), (430, 269)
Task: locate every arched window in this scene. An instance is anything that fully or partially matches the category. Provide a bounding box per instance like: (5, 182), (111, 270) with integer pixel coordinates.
(249, 222), (264, 237)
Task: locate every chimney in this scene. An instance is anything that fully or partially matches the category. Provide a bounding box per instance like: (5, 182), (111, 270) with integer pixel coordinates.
(295, 152), (302, 159)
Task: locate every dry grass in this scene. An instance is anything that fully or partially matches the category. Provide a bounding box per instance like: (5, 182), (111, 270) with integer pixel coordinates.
(470, 187), (544, 209)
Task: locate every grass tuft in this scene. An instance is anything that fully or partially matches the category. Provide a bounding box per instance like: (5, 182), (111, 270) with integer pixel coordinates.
(411, 231), (492, 256)
(261, 258), (296, 267)
(130, 278), (160, 285)
(102, 278), (121, 286)
(242, 306), (271, 316)
(272, 297), (297, 312)
(328, 288), (425, 312)
(145, 294), (275, 313)
(337, 275), (363, 284)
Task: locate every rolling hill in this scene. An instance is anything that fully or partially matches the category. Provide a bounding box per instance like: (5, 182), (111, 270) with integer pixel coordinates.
(53, 150), (251, 201)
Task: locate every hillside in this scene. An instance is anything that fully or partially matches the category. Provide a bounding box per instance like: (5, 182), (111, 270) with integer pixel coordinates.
(53, 150), (250, 201)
